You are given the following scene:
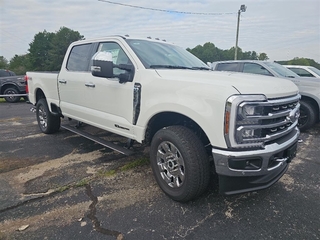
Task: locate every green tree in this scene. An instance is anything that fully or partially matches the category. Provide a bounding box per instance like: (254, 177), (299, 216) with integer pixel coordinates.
(242, 51), (253, 60)
(258, 53), (269, 60)
(201, 42), (219, 63)
(188, 43), (236, 62)
(277, 58), (320, 69)
(250, 51), (258, 60)
(187, 42), (269, 63)
(0, 56), (9, 69)
(289, 57), (310, 66)
(28, 30), (54, 71)
(28, 27), (84, 71)
(47, 27), (84, 71)
(187, 44), (205, 61)
(9, 54), (30, 75)
(224, 47), (239, 60)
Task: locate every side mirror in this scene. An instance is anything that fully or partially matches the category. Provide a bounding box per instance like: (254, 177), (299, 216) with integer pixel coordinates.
(91, 51), (113, 78)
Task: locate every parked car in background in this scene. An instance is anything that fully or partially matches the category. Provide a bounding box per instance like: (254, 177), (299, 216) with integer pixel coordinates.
(284, 65), (320, 78)
(0, 69), (27, 103)
(212, 60), (320, 131)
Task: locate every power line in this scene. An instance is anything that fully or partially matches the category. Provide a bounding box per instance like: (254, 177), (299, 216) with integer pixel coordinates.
(98, 0), (236, 15)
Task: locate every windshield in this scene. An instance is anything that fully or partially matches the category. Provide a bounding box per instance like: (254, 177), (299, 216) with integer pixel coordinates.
(126, 39), (209, 70)
(264, 62), (299, 78)
(308, 66), (320, 76)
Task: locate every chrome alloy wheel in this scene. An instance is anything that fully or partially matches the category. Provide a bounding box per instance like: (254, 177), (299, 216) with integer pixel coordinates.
(38, 105), (48, 130)
(156, 141), (185, 188)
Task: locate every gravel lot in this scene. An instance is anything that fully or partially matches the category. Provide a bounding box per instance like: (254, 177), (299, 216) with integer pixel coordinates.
(0, 101), (319, 240)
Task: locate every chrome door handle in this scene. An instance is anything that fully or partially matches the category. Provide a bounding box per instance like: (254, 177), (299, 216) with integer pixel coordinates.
(59, 79), (67, 84)
(85, 83), (95, 88)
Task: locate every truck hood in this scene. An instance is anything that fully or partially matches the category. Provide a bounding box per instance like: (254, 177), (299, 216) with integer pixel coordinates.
(155, 70), (299, 99)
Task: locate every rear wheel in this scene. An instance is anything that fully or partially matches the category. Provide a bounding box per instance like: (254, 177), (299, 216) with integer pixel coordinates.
(4, 87), (20, 103)
(36, 98), (61, 134)
(298, 100), (317, 131)
(150, 126), (210, 202)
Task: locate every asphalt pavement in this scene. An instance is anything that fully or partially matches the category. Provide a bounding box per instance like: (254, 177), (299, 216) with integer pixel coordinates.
(0, 101), (319, 240)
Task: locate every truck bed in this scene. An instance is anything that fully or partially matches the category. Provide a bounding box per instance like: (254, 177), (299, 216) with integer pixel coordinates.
(27, 72), (60, 108)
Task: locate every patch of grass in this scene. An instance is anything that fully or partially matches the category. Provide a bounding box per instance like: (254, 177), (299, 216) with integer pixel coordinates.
(0, 98), (5, 103)
(55, 178), (89, 193)
(75, 178), (89, 187)
(97, 169), (116, 177)
(120, 157), (149, 172)
(96, 157), (149, 179)
(57, 186), (69, 192)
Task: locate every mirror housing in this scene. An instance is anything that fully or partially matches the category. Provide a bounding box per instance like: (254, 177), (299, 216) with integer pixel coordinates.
(91, 51), (113, 78)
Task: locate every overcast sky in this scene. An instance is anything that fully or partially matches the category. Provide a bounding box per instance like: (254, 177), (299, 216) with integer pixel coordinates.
(1, 0), (319, 63)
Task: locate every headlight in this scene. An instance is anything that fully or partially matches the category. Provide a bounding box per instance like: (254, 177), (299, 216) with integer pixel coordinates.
(224, 94), (300, 149)
(224, 95), (267, 149)
(239, 103), (263, 117)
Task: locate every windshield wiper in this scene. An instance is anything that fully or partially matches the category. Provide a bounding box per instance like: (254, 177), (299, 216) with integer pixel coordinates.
(191, 66), (210, 70)
(150, 65), (192, 69)
(150, 65), (210, 70)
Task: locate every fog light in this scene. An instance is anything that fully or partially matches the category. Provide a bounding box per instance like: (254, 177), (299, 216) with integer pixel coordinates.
(228, 158), (262, 170)
(242, 129), (255, 138)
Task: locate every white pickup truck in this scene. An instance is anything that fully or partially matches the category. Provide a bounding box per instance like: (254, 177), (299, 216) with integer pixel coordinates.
(26, 36), (300, 202)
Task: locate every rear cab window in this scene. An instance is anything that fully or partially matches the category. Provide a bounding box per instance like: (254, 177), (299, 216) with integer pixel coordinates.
(0, 70), (15, 77)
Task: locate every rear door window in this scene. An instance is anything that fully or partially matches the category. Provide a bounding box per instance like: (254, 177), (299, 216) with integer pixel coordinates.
(67, 43), (93, 71)
(288, 68), (314, 77)
(243, 63), (272, 76)
(216, 63), (239, 72)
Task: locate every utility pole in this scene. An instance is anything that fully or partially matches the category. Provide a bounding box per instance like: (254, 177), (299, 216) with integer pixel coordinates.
(235, 4), (247, 60)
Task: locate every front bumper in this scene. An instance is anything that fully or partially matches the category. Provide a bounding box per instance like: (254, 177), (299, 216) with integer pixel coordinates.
(212, 127), (299, 195)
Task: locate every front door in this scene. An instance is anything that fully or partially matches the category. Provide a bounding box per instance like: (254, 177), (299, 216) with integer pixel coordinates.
(83, 41), (136, 138)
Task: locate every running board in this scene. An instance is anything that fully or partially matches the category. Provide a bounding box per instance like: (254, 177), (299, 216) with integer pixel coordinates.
(61, 124), (134, 156)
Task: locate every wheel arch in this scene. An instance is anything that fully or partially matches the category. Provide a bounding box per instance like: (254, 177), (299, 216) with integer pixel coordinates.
(35, 87), (46, 103)
(34, 88), (61, 116)
(0, 84), (19, 94)
(301, 95), (320, 122)
(144, 111), (211, 152)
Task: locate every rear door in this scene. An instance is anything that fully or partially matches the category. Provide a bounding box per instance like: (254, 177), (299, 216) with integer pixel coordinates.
(58, 43), (95, 119)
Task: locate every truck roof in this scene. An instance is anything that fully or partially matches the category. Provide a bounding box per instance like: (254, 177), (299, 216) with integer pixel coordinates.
(71, 35), (173, 46)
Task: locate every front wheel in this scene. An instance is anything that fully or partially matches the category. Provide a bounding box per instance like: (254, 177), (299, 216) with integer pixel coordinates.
(150, 126), (210, 202)
(4, 87), (20, 103)
(298, 100), (317, 131)
(36, 98), (61, 134)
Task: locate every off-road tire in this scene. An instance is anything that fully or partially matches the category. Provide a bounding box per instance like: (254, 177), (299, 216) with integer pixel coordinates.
(298, 100), (317, 131)
(150, 126), (210, 202)
(4, 87), (20, 103)
(36, 98), (61, 134)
